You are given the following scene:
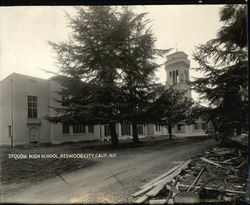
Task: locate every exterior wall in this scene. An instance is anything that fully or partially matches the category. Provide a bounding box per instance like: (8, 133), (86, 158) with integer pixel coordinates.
(0, 77), (13, 145)
(0, 73), (51, 146)
(50, 124), (101, 144)
(48, 80), (101, 144)
(147, 124), (155, 135)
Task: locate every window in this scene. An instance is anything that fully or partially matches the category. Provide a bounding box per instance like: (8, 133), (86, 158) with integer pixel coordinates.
(201, 123), (206, 130)
(177, 124), (182, 131)
(137, 124), (143, 135)
(62, 123), (70, 134)
(28, 96), (37, 118)
(88, 125), (94, 133)
(73, 124), (85, 134)
(155, 124), (161, 132)
(176, 70), (179, 83)
(8, 125), (11, 138)
(121, 123), (131, 135)
(104, 125), (110, 136)
(194, 123), (199, 130)
(173, 70), (176, 84)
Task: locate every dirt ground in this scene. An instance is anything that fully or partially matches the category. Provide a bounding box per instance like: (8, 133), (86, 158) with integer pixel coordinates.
(0, 135), (216, 203)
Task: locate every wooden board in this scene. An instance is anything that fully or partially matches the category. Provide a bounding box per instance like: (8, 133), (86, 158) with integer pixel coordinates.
(146, 182), (165, 197)
(135, 195), (148, 204)
(151, 160), (191, 188)
(140, 164), (180, 189)
(149, 199), (167, 204)
(132, 184), (155, 197)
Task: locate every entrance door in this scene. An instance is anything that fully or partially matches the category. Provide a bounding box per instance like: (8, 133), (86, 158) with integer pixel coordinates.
(30, 127), (39, 143)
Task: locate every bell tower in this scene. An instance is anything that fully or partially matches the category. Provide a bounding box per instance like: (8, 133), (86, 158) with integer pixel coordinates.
(165, 51), (191, 99)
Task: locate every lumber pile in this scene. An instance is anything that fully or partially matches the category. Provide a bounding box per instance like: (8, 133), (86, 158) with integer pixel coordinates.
(132, 146), (247, 204)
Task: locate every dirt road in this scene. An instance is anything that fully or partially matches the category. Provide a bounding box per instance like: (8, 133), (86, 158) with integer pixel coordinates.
(1, 138), (216, 203)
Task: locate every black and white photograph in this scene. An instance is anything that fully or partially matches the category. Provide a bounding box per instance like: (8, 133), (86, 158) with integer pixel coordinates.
(0, 2), (248, 204)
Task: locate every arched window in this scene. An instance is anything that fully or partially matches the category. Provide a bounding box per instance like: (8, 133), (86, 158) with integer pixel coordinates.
(176, 70), (179, 83)
(173, 70), (175, 84)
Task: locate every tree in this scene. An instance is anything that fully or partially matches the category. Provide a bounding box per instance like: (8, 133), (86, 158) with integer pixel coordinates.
(47, 6), (164, 146)
(107, 8), (170, 144)
(48, 6), (128, 147)
(150, 88), (194, 139)
(192, 4), (248, 139)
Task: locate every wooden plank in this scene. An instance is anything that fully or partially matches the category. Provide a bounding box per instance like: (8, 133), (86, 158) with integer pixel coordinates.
(178, 184), (246, 194)
(148, 199), (167, 204)
(200, 157), (223, 168)
(187, 163), (207, 191)
(222, 157), (239, 163)
(135, 195), (148, 204)
(236, 160), (246, 169)
(140, 164), (180, 189)
(131, 184), (155, 197)
(152, 160), (191, 187)
(166, 176), (179, 204)
(132, 160), (191, 200)
(145, 182), (165, 197)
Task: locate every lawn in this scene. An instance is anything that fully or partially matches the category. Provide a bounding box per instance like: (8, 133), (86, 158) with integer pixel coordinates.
(0, 135), (209, 187)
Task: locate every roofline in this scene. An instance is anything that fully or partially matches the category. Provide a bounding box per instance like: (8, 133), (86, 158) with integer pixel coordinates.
(167, 51), (188, 57)
(0, 72), (49, 82)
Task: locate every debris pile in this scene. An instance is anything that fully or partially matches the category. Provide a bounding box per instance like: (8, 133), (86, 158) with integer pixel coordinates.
(132, 146), (247, 204)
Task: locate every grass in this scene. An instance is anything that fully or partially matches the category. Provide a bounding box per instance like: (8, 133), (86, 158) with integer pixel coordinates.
(0, 155), (96, 185)
(0, 135), (210, 186)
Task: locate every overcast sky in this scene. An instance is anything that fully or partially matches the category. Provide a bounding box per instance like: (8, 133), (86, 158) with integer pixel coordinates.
(0, 5), (224, 100)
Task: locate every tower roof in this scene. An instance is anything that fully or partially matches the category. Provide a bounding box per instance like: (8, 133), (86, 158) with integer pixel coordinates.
(166, 51), (189, 61)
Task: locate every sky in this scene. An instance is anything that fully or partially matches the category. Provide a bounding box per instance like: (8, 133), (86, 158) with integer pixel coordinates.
(0, 5), (224, 100)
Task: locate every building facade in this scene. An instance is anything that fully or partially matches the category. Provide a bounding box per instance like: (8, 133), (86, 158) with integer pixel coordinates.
(0, 51), (209, 146)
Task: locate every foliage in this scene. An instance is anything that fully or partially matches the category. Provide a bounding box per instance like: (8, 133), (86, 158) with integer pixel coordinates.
(47, 6), (165, 146)
(150, 88), (194, 139)
(192, 4), (248, 137)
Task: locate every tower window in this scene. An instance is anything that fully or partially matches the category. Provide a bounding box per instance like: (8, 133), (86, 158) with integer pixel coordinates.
(173, 70), (176, 84)
(176, 70), (179, 83)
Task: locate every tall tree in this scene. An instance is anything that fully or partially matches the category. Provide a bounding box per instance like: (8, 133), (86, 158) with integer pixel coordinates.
(48, 6), (127, 146)
(150, 88), (194, 139)
(47, 6), (163, 146)
(115, 8), (170, 143)
(192, 4), (248, 139)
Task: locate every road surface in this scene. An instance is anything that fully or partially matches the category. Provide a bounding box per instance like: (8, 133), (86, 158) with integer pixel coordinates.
(1, 138), (216, 203)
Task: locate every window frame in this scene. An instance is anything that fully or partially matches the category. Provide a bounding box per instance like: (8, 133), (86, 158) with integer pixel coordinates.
(62, 123), (70, 134)
(137, 124), (143, 135)
(121, 123), (131, 136)
(73, 124), (86, 134)
(27, 95), (38, 118)
(88, 125), (94, 133)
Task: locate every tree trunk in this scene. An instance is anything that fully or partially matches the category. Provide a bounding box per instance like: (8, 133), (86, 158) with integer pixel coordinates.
(109, 122), (119, 147)
(168, 123), (172, 139)
(132, 121), (139, 144)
